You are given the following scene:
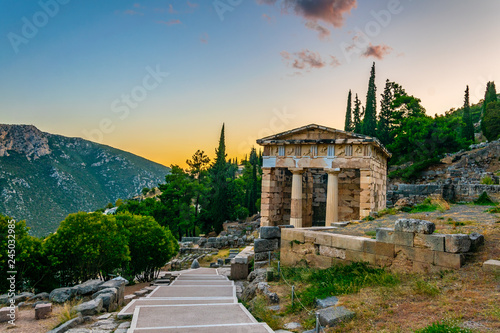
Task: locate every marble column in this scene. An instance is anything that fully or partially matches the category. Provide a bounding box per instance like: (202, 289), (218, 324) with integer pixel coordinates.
(289, 168), (304, 228)
(325, 168), (341, 224)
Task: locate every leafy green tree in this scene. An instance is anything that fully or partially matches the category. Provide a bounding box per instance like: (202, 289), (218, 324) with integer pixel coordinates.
(241, 148), (261, 216)
(44, 212), (130, 285)
(0, 215), (51, 293)
(362, 62), (377, 137)
(482, 101), (500, 141)
(159, 165), (195, 239)
(462, 85), (474, 143)
(186, 150), (211, 235)
(344, 90), (353, 132)
(116, 213), (178, 282)
(352, 93), (362, 133)
(378, 79), (393, 145)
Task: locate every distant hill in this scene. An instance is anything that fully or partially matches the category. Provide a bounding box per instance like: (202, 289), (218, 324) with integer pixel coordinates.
(0, 124), (170, 237)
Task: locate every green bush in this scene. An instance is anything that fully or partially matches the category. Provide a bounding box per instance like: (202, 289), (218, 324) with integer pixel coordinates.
(474, 192), (495, 205)
(415, 320), (473, 333)
(480, 176), (495, 185)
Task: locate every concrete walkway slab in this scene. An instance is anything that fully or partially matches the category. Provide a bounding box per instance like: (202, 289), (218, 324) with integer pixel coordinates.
(130, 304), (259, 329)
(178, 268), (219, 275)
(170, 280), (233, 286)
(128, 323), (274, 332)
(118, 298), (237, 319)
(147, 286), (235, 298)
(176, 275), (228, 281)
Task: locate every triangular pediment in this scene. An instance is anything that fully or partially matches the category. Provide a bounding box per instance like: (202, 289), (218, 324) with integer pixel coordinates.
(257, 124), (368, 142)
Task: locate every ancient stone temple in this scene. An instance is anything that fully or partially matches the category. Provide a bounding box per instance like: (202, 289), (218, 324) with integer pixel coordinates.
(257, 124), (391, 227)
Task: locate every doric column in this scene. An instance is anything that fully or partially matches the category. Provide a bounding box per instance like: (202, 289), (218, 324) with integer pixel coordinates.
(325, 168), (341, 224)
(289, 168), (304, 228)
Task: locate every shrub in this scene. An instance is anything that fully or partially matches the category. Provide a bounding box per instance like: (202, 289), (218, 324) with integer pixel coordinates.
(480, 176), (495, 185)
(474, 192), (495, 205)
(415, 320), (473, 333)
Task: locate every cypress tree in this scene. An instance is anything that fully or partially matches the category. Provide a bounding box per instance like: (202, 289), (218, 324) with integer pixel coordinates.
(209, 124), (231, 233)
(362, 62), (377, 137)
(462, 85), (474, 143)
(353, 94), (362, 133)
(481, 81), (497, 136)
(378, 79), (393, 145)
(344, 90), (353, 132)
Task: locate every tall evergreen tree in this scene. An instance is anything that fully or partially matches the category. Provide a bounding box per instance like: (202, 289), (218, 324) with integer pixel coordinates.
(481, 81), (497, 137)
(462, 86), (474, 143)
(246, 148), (259, 216)
(353, 94), (362, 133)
(362, 62), (377, 137)
(208, 124), (231, 233)
(344, 90), (353, 132)
(378, 79), (393, 145)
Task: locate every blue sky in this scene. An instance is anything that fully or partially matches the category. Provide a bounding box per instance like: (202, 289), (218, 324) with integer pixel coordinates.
(1, 0), (499, 166)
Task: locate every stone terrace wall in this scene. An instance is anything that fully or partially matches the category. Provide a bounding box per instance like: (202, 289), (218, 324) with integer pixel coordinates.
(281, 219), (483, 273)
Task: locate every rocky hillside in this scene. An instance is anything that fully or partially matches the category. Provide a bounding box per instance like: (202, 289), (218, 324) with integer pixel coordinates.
(0, 124), (170, 237)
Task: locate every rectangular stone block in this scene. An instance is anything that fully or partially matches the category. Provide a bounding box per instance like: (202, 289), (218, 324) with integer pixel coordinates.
(345, 250), (376, 265)
(331, 234), (366, 251)
(434, 251), (464, 269)
(376, 228), (394, 243)
(395, 245), (434, 264)
(393, 231), (414, 247)
(304, 254), (333, 270)
(254, 238), (279, 253)
(0, 306), (18, 323)
(259, 226), (280, 239)
(483, 259), (500, 272)
(35, 303), (52, 320)
(414, 234), (445, 251)
(445, 234), (471, 253)
(281, 228), (304, 243)
(364, 240), (395, 258)
(314, 232), (332, 246)
(230, 263), (249, 280)
(319, 246), (346, 259)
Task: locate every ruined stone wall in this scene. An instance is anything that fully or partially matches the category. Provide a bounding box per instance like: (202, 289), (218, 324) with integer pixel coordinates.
(339, 169), (360, 221)
(387, 183), (500, 206)
(261, 168), (292, 226)
(281, 220), (482, 272)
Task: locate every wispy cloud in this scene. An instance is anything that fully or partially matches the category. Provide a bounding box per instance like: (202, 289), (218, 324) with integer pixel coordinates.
(281, 49), (339, 71)
(262, 13), (273, 23)
(123, 9), (143, 16)
(133, 3), (141, 8)
(157, 19), (182, 26)
(200, 33), (209, 44)
(362, 43), (392, 59)
(168, 4), (177, 14)
(305, 21), (330, 40)
(257, 0), (357, 28)
(187, 1), (199, 8)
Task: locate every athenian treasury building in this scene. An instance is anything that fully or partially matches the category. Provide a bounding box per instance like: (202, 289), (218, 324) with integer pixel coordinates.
(257, 124), (391, 228)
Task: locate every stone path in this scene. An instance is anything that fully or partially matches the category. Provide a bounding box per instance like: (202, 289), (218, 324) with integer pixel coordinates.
(121, 268), (273, 333)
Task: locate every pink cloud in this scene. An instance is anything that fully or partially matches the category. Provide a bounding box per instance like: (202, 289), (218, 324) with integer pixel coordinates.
(123, 9), (143, 16)
(305, 21), (330, 40)
(281, 49), (339, 71)
(362, 43), (393, 59)
(262, 13), (273, 22)
(200, 33), (209, 44)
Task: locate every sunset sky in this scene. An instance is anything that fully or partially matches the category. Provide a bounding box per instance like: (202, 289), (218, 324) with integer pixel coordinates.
(1, 0), (499, 167)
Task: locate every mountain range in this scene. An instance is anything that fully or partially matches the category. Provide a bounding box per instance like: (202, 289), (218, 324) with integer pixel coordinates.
(0, 124), (170, 237)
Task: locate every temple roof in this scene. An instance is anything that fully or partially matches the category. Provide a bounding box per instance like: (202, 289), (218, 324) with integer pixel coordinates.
(256, 124), (391, 158)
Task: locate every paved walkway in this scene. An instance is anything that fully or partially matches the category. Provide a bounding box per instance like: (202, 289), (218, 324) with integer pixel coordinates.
(121, 268), (273, 333)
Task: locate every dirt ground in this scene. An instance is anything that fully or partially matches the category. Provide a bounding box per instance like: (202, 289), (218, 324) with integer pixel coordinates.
(265, 204), (500, 332)
(0, 282), (150, 333)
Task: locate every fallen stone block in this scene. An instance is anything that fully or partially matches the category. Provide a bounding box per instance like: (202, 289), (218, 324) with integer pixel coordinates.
(395, 218), (435, 234)
(49, 287), (75, 304)
(28, 292), (50, 301)
(46, 315), (83, 333)
(191, 259), (200, 269)
(414, 233), (445, 251)
(483, 259), (500, 272)
(35, 303), (52, 320)
(72, 279), (104, 296)
(123, 294), (136, 305)
(0, 306), (18, 323)
(72, 298), (103, 316)
(316, 296), (338, 309)
(254, 238), (279, 253)
(12, 292), (34, 304)
(318, 306), (355, 327)
(97, 280), (125, 306)
(445, 234), (471, 253)
(434, 251), (464, 269)
(469, 232), (485, 251)
(260, 226), (280, 239)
